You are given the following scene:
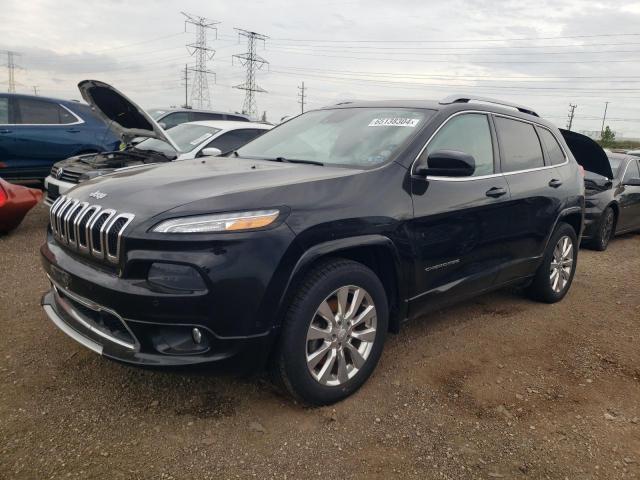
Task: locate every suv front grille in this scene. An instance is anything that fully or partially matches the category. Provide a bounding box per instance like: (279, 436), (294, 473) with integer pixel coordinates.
(50, 166), (82, 184)
(49, 195), (134, 264)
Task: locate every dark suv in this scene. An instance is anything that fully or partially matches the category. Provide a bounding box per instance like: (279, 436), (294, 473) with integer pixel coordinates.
(41, 92), (586, 405)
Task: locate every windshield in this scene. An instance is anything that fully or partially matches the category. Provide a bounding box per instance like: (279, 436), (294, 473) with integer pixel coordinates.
(147, 108), (167, 120)
(608, 156), (625, 177)
(237, 107), (434, 168)
(135, 124), (220, 155)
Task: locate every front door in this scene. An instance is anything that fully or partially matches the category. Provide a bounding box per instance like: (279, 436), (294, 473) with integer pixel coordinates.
(618, 159), (640, 232)
(408, 112), (512, 318)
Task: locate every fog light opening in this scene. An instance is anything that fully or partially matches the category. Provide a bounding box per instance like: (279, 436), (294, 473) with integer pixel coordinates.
(192, 327), (203, 345)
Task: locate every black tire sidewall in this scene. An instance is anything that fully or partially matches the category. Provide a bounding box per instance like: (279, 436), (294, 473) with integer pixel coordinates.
(595, 207), (614, 251)
(278, 262), (388, 405)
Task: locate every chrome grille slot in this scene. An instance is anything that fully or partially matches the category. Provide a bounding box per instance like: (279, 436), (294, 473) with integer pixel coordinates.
(59, 169), (82, 184)
(49, 195), (134, 265)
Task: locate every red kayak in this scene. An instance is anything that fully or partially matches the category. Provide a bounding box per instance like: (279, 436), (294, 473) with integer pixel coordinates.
(0, 178), (43, 234)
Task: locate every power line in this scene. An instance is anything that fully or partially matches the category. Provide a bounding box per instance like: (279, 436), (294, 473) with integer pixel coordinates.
(182, 12), (219, 108)
(268, 32), (640, 44)
(233, 28), (268, 118)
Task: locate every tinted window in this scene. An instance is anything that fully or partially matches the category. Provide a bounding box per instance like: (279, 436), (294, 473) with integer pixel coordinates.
(538, 128), (565, 165)
(161, 112), (190, 129)
(0, 97), (8, 124)
(423, 113), (494, 176)
(495, 117), (544, 172)
(623, 159), (640, 182)
(16, 98), (75, 124)
(608, 156), (625, 177)
(135, 123), (220, 155)
(206, 129), (266, 154)
(226, 114), (250, 122)
(189, 112), (224, 122)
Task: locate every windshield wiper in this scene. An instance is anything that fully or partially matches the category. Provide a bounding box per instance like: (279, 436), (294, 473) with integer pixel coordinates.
(270, 157), (324, 166)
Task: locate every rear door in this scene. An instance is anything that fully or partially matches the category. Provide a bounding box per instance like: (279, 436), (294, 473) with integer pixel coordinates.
(4, 97), (83, 179)
(493, 116), (564, 283)
(408, 112), (512, 316)
(618, 159), (640, 231)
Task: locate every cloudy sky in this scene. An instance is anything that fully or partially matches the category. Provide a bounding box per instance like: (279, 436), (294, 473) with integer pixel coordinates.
(2, 0), (640, 137)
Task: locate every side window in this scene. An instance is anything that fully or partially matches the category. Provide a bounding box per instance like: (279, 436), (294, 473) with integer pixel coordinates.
(58, 106), (78, 124)
(205, 129), (264, 154)
(494, 117), (544, 172)
(623, 159), (640, 182)
(423, 113), (494, 176)
(0, 97), (8, 124)
(225, 114), (249, 122)
(537, 128), (566, 165)
(190, 112), (224, 122)
(16, 98), (67, 124)
(161, 112), (189, 129)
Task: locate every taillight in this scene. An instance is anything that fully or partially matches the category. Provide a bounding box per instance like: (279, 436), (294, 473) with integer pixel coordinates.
(0, 184), (7, 208)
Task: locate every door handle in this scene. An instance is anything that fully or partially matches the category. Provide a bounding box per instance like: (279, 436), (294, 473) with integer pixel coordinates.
(66, 128), (81, 133)
(486, 187), (507, 198)
(0, 129), (11, 134)
(549, 178), (563, 188)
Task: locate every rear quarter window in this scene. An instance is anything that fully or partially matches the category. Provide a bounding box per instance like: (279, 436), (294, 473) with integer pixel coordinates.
(495, 117), (544, 172)
(537, 128), (566, 165)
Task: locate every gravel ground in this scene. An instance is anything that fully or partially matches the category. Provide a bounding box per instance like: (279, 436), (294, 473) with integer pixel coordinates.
(1, 204), (640, 480)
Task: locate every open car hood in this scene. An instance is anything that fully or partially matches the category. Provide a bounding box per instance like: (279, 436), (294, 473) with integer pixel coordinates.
(78, 80), (179, 151)
(559, 129), (613, 179)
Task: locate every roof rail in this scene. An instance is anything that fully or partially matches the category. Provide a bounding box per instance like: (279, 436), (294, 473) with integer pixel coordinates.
(439, 94), (539, 117)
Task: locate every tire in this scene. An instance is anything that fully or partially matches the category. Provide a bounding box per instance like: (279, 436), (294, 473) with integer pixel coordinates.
(272, 259), (388, 405)
(527, 222), (578, 303)
(589, 207), (615, 251)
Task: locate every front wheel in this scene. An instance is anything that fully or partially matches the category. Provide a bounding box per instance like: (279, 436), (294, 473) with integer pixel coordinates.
(527, 223), (578, 303)
(272, 259), (388, 405)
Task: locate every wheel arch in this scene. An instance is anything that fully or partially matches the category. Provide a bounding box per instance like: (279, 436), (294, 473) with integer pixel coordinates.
(276, 235), (408, 334)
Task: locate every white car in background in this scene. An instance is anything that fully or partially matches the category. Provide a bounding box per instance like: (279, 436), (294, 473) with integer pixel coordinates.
(44, 120), (271, 205)
(44, 80), (272, 205)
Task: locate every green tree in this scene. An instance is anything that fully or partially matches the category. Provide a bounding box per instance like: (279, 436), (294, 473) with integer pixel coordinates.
(600, 126), (616, 148)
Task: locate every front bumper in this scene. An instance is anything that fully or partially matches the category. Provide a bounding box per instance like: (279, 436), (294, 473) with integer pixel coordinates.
(44, 176), (75, 206)
(41, 282), (273, 366)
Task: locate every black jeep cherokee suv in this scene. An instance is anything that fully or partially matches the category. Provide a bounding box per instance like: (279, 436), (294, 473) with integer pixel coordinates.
(41, 91), (585, 405)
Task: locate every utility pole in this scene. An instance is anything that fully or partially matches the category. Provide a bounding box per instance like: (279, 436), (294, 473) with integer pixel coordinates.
(2, 51), (19, 93)
(182, 12), (219, 109)
(298, 82), (306, 113)
(600, 101), (609, 136)
(181, 64), (189, 108)
(233, 29), (268, 119)
(32, 85), (39, 96)
(566, 103), (577, 130)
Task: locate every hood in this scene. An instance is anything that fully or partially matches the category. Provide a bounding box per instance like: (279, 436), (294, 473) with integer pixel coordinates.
(78, 80), (179, 151)
(65, 157), (360, 219)
(559, 129), (613, 179)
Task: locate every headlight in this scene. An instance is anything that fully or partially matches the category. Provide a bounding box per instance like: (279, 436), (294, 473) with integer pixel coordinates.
(151, 209), (280, 233)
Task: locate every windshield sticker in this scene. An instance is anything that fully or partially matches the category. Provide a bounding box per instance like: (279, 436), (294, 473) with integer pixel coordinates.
(368, 118), (420, 127)
(190, 133), (214, 145)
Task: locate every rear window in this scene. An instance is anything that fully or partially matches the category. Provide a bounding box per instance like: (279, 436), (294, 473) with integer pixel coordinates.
(495, 117), (544, 172)
(623, 159), (640, 182)
(537, 128), (566, 165)
(16, 98), (77, 125)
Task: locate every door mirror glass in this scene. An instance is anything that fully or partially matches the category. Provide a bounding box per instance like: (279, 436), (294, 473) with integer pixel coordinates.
(201, 147), (222, 157)
(415, 150), (475, 177)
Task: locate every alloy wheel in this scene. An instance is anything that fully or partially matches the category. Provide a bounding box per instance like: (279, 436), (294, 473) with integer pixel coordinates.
(600, 210), (614, 247)
(305, 285), (377, 386)
(549, 235), (574, 293)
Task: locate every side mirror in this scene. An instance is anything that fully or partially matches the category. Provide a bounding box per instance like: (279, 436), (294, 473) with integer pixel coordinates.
(201, 147), (222, 157)
(623, 177), (640, 187)
(414, 150), (476, 177)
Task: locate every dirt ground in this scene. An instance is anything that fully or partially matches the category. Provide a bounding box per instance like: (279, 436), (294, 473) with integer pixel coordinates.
(1, 204), (639, 480)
